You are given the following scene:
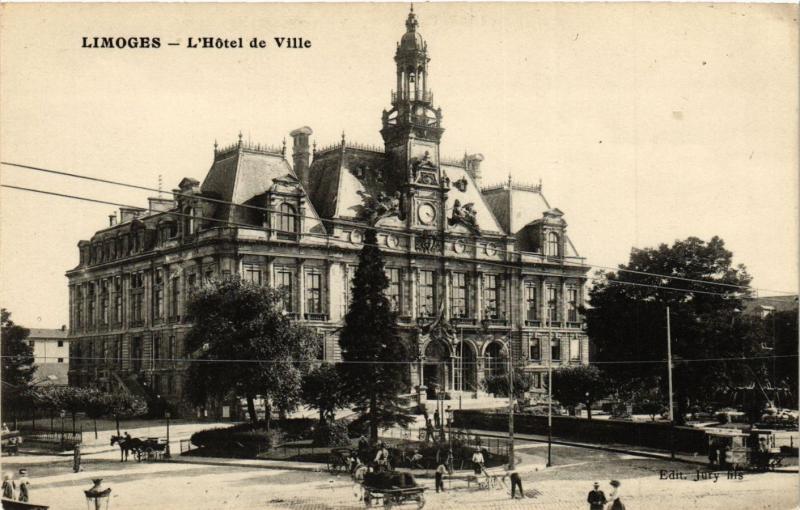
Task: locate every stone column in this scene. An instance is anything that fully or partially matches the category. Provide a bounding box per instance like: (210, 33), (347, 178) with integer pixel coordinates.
(265, 256), (274, 287)
(410, 267), (418, 320)
(540, 278), (548, 326)
(297, 259), (306, 319)
(561, 279), (567, 326)
(325, 260), (333, 320)
(474, 271), (483, 321)
(444, 269), (452, 319)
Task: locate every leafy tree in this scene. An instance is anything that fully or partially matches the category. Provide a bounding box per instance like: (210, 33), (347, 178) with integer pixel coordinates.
(551, 365), (609, 419)
(106, 391), (148, 435)
(484, 370), (532, 400)
(301, 363), (347, 426)
(770, 308), (799, 407)
(83, 389), (112, 439)
(185, 278), (319, 427)
(586, 236), (766, 424)
(338, 228), (414, 442)
(1, 309), (35, 424)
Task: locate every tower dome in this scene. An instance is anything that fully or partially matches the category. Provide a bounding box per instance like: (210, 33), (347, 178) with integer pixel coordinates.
(399, 6), (425, 51)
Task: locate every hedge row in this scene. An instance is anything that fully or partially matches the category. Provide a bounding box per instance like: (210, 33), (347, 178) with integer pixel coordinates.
(454, 410), (709, 454)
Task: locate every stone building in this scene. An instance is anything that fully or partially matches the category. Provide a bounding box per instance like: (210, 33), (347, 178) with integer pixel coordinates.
(67, 8), (589, 411)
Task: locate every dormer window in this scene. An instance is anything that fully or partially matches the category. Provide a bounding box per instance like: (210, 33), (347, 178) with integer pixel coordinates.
(277, 202), (297, 233)
(546, 232), (560, 257)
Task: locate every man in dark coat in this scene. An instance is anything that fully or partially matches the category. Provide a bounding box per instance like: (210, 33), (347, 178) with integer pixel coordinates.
(587, 482), (607, 510)
(433, 409), (440, 429)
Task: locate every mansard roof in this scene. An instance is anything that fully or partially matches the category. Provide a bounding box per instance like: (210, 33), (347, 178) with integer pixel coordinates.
(482, 180), (552, 235)
(201, 143), (323, 230)
(440, 162), (504, 235)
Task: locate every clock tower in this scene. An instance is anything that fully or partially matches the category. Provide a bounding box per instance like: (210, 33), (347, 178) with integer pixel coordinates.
(381, 6), (446, 232)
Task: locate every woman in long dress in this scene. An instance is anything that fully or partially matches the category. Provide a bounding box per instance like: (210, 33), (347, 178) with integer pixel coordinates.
(607, 480), (625, 510)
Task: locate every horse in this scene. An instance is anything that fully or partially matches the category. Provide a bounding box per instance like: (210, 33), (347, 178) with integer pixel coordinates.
(110, 435), (143, 462)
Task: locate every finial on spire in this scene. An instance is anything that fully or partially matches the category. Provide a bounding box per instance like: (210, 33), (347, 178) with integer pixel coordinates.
(405, 3), (418, 32)
(312, 140), (317, 153)
(238, 131), (243, 147)
(214, 139), (218, 151)
(508, 173), (513, 186)
(341, 131), (346, 144)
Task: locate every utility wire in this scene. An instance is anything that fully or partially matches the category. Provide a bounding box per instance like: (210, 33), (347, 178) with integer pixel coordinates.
(7, 354), (798, 365)
(4, 160), (794, 297)
(2, 183), (798, 306)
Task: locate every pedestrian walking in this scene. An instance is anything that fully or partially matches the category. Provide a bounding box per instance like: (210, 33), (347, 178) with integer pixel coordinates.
(2, 472), (15, 500)
(357, 435), (369, 463)
(471, 447), (484, 475)
(606, 480), (625, 510)
(435, 463), (446, 493)
(445, 406), (453, 428)
(16, 469), (30, 503)
(425, 418), (435, 443)
(587, 481), (607, 510)
(434, 409), (441, 428)
(508, 469), (524, 499)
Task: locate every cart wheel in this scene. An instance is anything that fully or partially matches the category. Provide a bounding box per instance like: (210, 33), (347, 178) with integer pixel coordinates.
(364, 492), (372, 507)
(383, 496), (393, 509)
(416, 493), (425, 509)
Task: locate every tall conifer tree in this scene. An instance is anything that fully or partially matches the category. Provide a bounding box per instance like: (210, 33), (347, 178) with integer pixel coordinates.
(339, 228), (413, 442)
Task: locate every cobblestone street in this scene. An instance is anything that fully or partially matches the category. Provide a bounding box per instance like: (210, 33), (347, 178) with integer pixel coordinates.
(3, 439), (796, 510)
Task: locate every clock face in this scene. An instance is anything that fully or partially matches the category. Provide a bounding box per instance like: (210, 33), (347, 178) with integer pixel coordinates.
(417, 203), (437, 225)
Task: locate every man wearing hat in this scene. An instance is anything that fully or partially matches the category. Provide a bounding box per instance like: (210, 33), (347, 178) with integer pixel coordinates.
(17, 469), (30, 502)
(587, 481), (606, 510)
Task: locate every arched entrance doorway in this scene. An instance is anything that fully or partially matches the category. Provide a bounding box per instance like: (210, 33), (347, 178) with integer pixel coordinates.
(423, 339), (451, 397)
(483, 341), (507, 382)
(454, 341), (477, 392)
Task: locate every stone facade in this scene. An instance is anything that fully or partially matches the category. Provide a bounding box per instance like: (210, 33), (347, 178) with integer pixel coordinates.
(66, 8), (589, 411)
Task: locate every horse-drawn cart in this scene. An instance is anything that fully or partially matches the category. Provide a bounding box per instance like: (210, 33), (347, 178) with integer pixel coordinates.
(361, 471), (425, 509)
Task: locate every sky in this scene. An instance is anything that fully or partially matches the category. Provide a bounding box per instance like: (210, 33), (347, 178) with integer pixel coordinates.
(1, 2), (798, 328)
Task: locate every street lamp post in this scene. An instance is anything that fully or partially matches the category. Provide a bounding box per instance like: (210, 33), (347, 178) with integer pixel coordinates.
(508, 340), (515, 469)
(164, 411), (171, 458)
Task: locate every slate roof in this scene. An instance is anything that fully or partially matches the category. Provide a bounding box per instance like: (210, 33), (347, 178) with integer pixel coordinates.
(201, 146), (324, 231)
(28, 328), (69, 339)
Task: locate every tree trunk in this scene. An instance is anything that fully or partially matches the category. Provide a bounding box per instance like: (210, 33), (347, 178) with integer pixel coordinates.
(585, 401), (592, 420)
(32, 408), (36, 431)
(265, 401), (271, 432)
(319, 408), (325, 427)
(369, 393), (378, 444)
(71, 412), (76, 434)
(94, 419), (98, 439)
(115, 416), (120, 436)
(246, 395), (258, 425)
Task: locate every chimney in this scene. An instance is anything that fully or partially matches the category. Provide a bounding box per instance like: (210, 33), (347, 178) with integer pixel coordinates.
(290, 126), (313, 184)
(465, 153), (484, 187)
(108, 214), (117, 227)
(61, 324), (66, 331)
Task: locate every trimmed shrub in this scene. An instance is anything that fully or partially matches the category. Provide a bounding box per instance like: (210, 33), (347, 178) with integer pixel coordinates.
(190, 422), (271, 454)
(311, 420), (350, 447)
(274, 418), (316, 442)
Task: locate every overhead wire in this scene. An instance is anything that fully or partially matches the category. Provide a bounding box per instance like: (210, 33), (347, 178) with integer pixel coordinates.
(2, 183), (798, 307)
(3, 160), (795, 297)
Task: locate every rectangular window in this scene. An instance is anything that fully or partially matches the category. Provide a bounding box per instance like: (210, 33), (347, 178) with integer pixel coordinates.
(546, 285), (559, 322)
(386, 268), (402, 312)
(484, 275), (499, 319)
(87, 283), (96, 326)
(450, 272), (468, 318)
(306, 270), (323, 314)
(529, 337), (540, 360)
(567, 288), (579, 322)
(28, 340), (35, 348)
(525, 282), (538, 321)
(57, 358), (64, 363)
(276, 267), (294, 312)
(168, 335), (176, 363)
(418, 270), (435, 317)
(57, 340), (64, 347)
(551, 338), (561, 361)
(243, 264), (263, 285)
(100, 280), (109, 325)
(171, 276), (180, 318)
(153, 270), (164, 321)
(153, 335), (161, 364)
(570, 338), (581, 361)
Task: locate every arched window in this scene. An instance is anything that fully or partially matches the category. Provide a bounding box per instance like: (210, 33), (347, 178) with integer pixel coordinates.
(277, 203), (297, 233)
(546, 232), (560, 257)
